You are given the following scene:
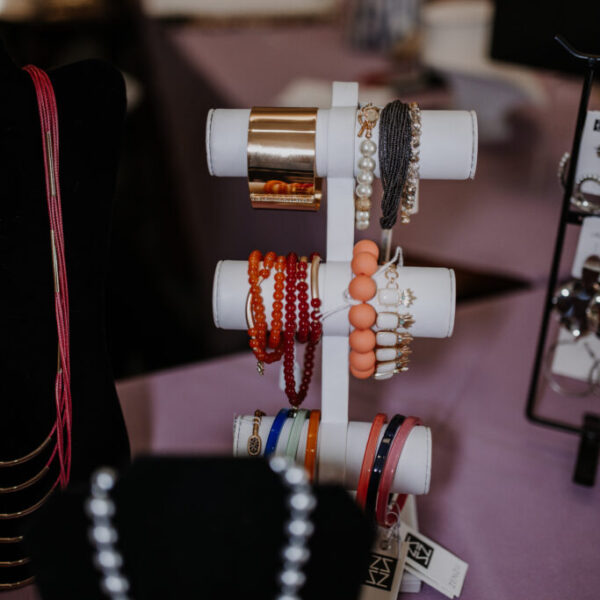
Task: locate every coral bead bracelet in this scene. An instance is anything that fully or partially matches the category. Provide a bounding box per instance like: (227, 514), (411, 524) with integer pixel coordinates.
(246, 249), (322, 406)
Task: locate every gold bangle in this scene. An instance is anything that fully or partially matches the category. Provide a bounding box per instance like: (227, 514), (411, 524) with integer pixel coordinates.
(0, 557), (30, 567)
(248, 107), (321, 211)
(310, 254), (321, 302)
(0, 484), (56, 519)
(0, 576), (35, 590)
(0, 536), (24, 544)
(0, 465), (49, 494)
(0, 434), (52, 467)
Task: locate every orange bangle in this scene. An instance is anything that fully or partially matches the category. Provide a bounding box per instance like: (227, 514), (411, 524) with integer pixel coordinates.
(356, 413), (386, 509)
(304, 409), (321, 482)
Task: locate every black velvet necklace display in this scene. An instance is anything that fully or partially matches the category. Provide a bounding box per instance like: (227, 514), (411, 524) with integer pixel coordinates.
(28, 457), (374, 600)
(0, 44), (130, 587)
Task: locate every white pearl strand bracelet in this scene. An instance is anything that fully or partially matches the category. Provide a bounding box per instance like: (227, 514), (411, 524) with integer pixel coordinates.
(355, 103), (380, 231)
(86, 457), (316, 600)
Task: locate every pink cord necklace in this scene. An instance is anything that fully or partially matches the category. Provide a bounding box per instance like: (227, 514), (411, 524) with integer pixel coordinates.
(22, 65), (72, 489)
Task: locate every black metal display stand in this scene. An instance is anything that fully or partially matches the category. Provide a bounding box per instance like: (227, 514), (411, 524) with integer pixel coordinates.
(526, 36), (600, 487)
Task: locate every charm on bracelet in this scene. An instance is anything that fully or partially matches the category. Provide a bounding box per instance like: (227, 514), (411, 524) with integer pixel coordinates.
(247, 410), (266, 456)
(544, 255), (600, 397)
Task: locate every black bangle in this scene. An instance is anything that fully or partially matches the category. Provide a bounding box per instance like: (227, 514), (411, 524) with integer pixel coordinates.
(364, 414), (406, 519)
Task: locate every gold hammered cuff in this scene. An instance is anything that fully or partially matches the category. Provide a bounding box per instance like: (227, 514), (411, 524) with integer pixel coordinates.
(247, 107), (321, 211)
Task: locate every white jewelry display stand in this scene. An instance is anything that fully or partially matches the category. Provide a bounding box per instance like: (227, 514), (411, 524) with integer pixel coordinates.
(207, 82), (477, 591)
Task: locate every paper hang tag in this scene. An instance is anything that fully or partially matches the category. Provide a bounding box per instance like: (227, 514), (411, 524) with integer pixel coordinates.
(359, 527), (407, 600)
(398, 521), (468, 599)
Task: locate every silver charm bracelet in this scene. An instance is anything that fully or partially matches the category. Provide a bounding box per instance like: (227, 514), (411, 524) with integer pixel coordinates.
(86, 457), (316, 600)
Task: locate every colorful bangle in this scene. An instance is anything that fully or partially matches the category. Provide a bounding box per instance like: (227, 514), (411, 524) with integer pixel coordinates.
(285, 409), (310, 459)
(304, 410), (321, 482)
(375, 416), (421, 526)
(364, 414), (405, 519)
(356, 413), (387, 509)
(349, 240), (379, 379)
(264, 409), (292, 457)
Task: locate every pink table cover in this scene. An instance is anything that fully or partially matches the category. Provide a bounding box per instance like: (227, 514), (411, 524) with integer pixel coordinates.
(115, 287), (599, 599)
(9, 288), (600, 598)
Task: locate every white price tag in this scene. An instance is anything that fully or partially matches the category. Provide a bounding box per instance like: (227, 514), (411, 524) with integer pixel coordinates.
(359, 527), (407, 600)
(399, 522), (468, 599)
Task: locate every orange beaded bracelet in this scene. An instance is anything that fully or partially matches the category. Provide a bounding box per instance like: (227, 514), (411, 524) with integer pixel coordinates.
(349, 239), (379, 378)
(269, 254), (286, 349)
(247, 250), (285, 374)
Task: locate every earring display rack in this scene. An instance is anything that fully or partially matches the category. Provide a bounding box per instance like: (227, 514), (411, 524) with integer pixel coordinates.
(525, 36), (600, 487)
(207, 81), (478, 554)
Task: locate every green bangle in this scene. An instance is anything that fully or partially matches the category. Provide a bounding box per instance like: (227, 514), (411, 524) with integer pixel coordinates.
(285, 409), (310, 459)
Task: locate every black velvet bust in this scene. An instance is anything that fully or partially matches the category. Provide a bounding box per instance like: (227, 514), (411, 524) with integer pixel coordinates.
(0, 44), (130, 587)
(28, 457), (374, 600)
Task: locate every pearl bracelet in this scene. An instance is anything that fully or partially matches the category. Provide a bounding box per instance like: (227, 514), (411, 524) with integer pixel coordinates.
(86, 457), (316, 600)
(355, 104), (380, 231)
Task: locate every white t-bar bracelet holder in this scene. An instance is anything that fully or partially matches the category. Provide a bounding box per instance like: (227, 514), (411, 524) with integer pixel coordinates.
(233, 416), (431, 495)
(207, 82), (477, 490)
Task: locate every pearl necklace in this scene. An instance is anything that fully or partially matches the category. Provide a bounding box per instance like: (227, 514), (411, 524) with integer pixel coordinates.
(86, 457), (316, 600)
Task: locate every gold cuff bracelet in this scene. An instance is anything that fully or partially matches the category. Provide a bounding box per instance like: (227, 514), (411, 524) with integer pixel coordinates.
(247, 107), (321, 211)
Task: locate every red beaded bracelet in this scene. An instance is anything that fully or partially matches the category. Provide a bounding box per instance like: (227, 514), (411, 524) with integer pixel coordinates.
(283, 252), (299, 403)
(296, 257), (310, 343)
(281, 252), (323, 407)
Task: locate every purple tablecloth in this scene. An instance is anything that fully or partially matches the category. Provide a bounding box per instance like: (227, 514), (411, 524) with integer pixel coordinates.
(8, 288), (600, 598)
(115, 287), (599, 599)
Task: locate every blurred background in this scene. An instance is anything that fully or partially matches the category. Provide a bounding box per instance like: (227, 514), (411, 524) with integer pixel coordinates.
(2, 0), (598, 379)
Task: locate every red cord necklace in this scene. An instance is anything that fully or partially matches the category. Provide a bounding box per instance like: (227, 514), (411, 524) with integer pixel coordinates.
(22, 65), (72, 489)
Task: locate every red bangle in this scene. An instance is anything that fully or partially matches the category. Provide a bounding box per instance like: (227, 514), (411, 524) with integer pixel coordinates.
(356, 413), (387, 509)
(375, 416), (421, 526)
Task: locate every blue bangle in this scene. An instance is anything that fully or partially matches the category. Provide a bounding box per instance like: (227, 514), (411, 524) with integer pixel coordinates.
(365, 414), (405, 519)
(264, 409), (292, 457)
